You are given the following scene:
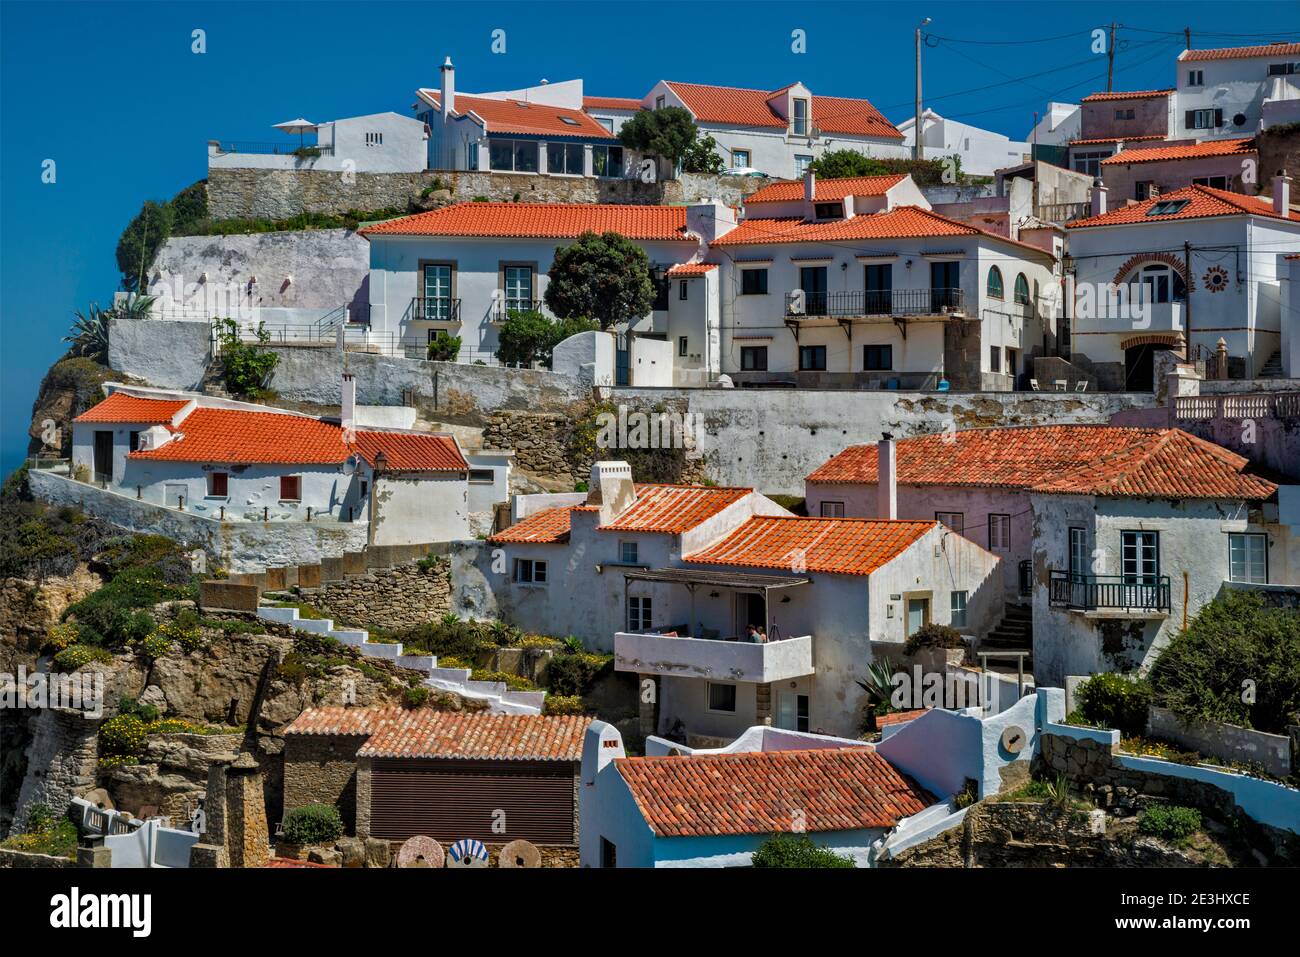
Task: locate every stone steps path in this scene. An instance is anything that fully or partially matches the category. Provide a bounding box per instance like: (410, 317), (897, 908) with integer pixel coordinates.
(256, 605), (543, 714)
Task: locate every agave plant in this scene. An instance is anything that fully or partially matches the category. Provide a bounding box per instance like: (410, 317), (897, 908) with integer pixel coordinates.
(855, 658), (899, 733)
(64, 303), (112, 361)
(111, 293), (156, 321)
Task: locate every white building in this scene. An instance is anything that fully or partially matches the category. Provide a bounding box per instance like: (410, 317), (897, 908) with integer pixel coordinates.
(1064, 175), (1300, 385)
(897, 109), (1030, 178)
(69, 379), (471, 546)
(485, 460), (1003, 743)
(208, 112), (429, 174)
(1173, 42), (1300, 140)
(1025, 102), (1081, 148)
(585, 79), (908, 178)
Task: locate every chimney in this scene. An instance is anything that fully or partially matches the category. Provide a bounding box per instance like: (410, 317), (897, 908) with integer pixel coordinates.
(341, 372), (356, 436)
(440, 56), (455, 117)
(137, 425), (175, 452)
(803, 169), (816, 203)
(586, 461), (636, 524)
(1273, 170), (1291, 217)
(877, 433), (897, 520)
(1091, 179), (1108, 217)
(686, 200), (737, 246)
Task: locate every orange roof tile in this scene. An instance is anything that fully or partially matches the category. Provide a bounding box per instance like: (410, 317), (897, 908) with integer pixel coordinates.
(419, 91), (614, 139)
(360, 202), (692, 240)
(745, 173), (907, 205)
(685, 515), (935, 577)
(663, 81), (902, 139)
(805, 426), (1276, 500)
(1100, 138), (1255, 166)
(73, 393), (190, 424)
(488, 506), (576, 545)
(1081, 89), (1173, 102)
(583, 95), (643, 111)
(599, 484), (752, 533)
(665, 262), (718, 277)
(1066, 183), (1299, 228)
(124, 405), (464, 469)
(615, 747), (934, 837)
(1069, 135), (1164, 145)
(1181, 42), (1300, 62)
(876, 710), (927, 727)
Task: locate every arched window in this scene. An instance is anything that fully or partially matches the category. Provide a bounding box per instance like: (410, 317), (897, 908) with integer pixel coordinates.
(1135, 264), (1187, 304)
(1014, 273), (1030, 305)
(987, 266), (1004, 299)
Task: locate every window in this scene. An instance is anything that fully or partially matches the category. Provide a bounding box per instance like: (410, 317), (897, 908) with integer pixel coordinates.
(798, 345), (827, 371)
(502, 265), (534, 313)
(599, 837), (617, 868)
(513, 558), (548, 584)
(732, 150), (750, 168)
(655, 95), (666, 110)
(814, 202), (844, 219)
(467, 142), (479, 170)
(800, 265), (828, 315)
(864, 262), (892, 313)
(1185, 108), (1222, 131)
(707, 682), (737, 713)
(1228, 533), (1267, 584)
(597, 117), (614, 133)
(365, 131), (383, 146)
(359, 479), (368, 499)
(279, 475), (301, 501)
(936, 512), (963, 534)
(740, 346), (768, 371)
(1136, 264), (1186, 303)
(792, 98), (809, 136)
(1071, 149), (1111, 178)
(795, 154), (814, 176)
(128, 431), (141, 452)
(1267, 62), (1298, 76)
(1006, 348), (1018, 376)
(950, 590), (968, 629)
(1121, 531), (1159, 584)
(777, 692), (810, 732)
(1146, 199), (1191, 217)
(989, 514), (1011, 552)
(863, 344), (892, 371)
(989, 346), (1001, 373)
(673, 338), (687, 361)
(1192, 175), (1228, 190)
(627, 595), (652, 631)
(678, 280), (688, 301)
(591, 144), (624, 178)
(1135, 180), (1155, 201)
(488, 138), (539, 172)
(469, 468), (495, 484)
(1013, 273), (1030, 305)
(987, 266), (1004, 299)
(1114, 108), (1135, 120)
(740, 268), (768, 295)
(1187, 69), (1204, 86)
(421, 263), (454, 320)
(1068, 527), (1088, 580)
(620, 541), (639, 565)
(820, 501), (845, 518)
(208, 471), (229, 497)
(650, 272), (670, 311)
(546, 142), (584, 175)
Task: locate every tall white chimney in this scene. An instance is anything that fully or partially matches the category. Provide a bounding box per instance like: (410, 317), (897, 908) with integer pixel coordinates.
(804, 169), (816, 202)
(877, 433), (897, 520)
(341, 372), (356, 436)
(1091, 179), (1108, 217)
(1273, 170), (1291, 217)
(586, 461), (636, 525)
(440, 56), (455, 117)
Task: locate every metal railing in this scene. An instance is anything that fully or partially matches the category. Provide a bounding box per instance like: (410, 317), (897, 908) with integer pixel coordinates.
(1172, 392), (1300, 422)
(212, 141), (334, 157)
(1034, 201), (1091, 224)
(784, 288), (966, 318)
(1018, 560), (1033, 598)
(410, 297), (461, 322)
(492, 299), (542, 322)
(1048, 571), (1171, 612)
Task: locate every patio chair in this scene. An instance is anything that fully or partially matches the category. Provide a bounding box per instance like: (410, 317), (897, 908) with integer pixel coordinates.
(1029, 378), (1040, 391)
(1054, 379), (1068, 391)
(1075, 380), (1089, 392)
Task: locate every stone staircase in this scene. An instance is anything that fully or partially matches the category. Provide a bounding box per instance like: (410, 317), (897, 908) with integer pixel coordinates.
(978, 603), (1034, 674)
(255, 605), (544, 714)
(1258, 351), (1284, 379)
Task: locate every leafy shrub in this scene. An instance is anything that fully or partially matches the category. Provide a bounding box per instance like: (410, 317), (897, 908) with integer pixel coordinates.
(43, 622), (80, 654)
(1138, 805), (1202, 840)
(282, 803), (344, 845)
(952, 778), (979, 809)
(751, 833), (855, 868)
(546, 652), (612, 697)
(426, 331), (461, 361)
(118, 695), (160, 724)
(132, 629), (175, 661)
(903, 622), (965, 657)
(214, 319), (279, 399)
(99, 713), (148, 759)
(402, 685), (431, 709)
(542, 694), (586, 716)
(51, 644), (113, 672)
(1075, 672), (1152, 737)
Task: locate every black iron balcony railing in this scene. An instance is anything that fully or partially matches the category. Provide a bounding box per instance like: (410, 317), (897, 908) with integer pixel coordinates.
(1048, 570), (1171, 613)
(411, 297), (461, 322)
(493, 299), (542, 321)
(784, 288), (966, 318)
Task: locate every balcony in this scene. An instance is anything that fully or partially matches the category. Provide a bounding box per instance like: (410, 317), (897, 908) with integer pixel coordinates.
(784, 288), (966, 319)
(491, 299), (542, 324)
(1034, 201), (1090, 225)
(410, 297), (461, 324)
(1048, 571), (1171, 615)
(614, 631), (814, 683)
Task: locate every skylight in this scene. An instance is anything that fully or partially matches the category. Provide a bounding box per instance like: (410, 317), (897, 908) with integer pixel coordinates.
(560, 116), (581, 126)
(1146, 199), (1191, 217)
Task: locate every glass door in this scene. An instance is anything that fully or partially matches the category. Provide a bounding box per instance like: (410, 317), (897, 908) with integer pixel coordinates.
(800, 266), (828, 316)
(1121, 531), (1159, 606)
(776, 692), (810, 732)
(422, 264), (452, 321)
(504, 266), (533, 315)
(930, 261), (960, 311)
(864, 263), (892, 315)
(906, 597), (930, 636)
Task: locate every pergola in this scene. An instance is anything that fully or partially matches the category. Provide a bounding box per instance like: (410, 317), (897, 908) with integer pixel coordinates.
(622, 567), (810, 640)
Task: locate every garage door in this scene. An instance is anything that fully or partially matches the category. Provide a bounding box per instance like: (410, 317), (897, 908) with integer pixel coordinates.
(369, 758), (576, 845)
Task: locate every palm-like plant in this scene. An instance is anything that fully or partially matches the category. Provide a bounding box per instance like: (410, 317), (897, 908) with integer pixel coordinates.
(64, 303), (112, 361)
(855, 659), (899, 734)
(113, 293), (156, 321)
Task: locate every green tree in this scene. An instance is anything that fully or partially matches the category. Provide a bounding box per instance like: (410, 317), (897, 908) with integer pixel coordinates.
(497, 311), (600, 368)
(426, 331), (462, 361)
(214, 319), (279, 398)
(808, 149), (891, 179)
(751, 833), (855, 868)
(618, 106), (699, 171)
(116, 201), (174, 292)
(543, 232), (655, 331)
(681, 133), (726, 174)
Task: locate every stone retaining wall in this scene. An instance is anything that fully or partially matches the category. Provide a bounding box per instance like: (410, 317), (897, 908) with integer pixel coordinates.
(300, 559), (452, 631)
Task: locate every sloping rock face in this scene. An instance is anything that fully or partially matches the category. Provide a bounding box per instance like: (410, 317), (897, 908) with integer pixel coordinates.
(0, 565), (101, 671)
(103, 732), (243, 823)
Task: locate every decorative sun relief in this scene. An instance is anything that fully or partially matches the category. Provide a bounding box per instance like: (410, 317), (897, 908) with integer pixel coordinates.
(1202, 266), (1230, 293)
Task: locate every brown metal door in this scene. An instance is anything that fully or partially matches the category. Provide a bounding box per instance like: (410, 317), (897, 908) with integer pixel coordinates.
(369, 758), (575, 845)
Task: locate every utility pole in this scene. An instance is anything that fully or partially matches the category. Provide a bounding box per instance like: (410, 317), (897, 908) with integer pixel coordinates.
(915, 17), (931, 161)
(1184, 27), (1191, 50)
(1106, 22), (1118, 92)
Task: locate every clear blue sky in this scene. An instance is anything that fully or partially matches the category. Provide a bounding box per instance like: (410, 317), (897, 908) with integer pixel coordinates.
(2, 0), (1296, 476)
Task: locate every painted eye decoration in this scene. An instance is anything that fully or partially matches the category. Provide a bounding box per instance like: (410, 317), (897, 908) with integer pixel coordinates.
(1203, 266), (1230, 293)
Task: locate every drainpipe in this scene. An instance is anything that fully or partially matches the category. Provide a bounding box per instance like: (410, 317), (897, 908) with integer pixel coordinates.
(1183, 241), (1193, 362)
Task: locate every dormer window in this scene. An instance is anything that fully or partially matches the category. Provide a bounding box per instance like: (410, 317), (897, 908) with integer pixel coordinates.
(792, 98), (809, 136)
(814, 202), (844, 219)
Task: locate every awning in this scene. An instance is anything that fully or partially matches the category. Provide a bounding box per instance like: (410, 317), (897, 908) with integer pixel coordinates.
(622, 567), (809, 590)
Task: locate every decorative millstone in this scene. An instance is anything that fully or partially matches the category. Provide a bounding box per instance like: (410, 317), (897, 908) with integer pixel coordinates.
(498, 839), (541, 868)
(446, 838), (490, 868)
(397, 835), (444, 869)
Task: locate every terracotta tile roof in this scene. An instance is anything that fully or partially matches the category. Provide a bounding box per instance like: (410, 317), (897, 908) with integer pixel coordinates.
(1080, 89), (1173, 102)
(665, 262), (718, 277)
(615, 747), (934, 837)
(1066, 183), (1299, 228)
(583, 95), (643, 111)
(360, 202), (692, 240)
(126, 406), (465, 469)
(805, 426), (1276, 500)
(418, 91), (614, 139)
(1069, 135), (1164, 145)
(663, 81), (903, 139)
(745, 173), (907, 205)
(684, 515), (935, 577)
(286, 706), (590, 760)
(488, 505), (576, 544)
(1181, 42), (1300, 62)
(73, 393), (190, 424)
(876, 710), (926, 728)
(1100, 138), (1255, 165)
(599, 484), (752, 533)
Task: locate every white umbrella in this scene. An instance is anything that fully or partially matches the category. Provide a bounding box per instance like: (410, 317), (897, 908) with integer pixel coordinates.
(273, 118), (317, 149)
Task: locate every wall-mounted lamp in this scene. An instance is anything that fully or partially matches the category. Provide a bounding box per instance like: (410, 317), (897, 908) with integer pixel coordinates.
(708, 591), (720, 598)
